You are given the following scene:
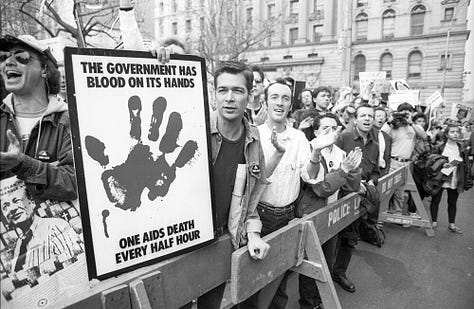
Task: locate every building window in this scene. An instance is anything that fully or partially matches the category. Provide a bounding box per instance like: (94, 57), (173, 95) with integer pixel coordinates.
(313, 25), (322, 43)
(380, 52), (393, 79)
(290, 0), (299, 23)
(384, 0), (396, 2)
(159, 1), (164, 14)
(408, 50), (422, 78)
(410, 5), (426, 36)
(185, 20), (191, 33)
(382, 9), (395, 39)
(200, 17), (205, 32)
(267, 3), (275, 20)
(444, 7), (454, 21)
(354, 54), (366, 80)
(172, 22), (178, 35)
(355, 13), (368, 40)
(267, 31), (274, 47)
(171, 0), (177, 13)
(440, 54), (452, 70)
(289, 27), (298, 45)
(357, 0), (368, 7)
(247, 7), (253, 26)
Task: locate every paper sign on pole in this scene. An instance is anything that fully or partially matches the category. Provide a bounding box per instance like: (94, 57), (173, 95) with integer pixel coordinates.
(359, 72), (386, 96)
(388, 90), (420, 110)
(450, 103), (473, 123)
(390, 79), (411, 92)
(425, 91), (443, 109)
(64, 48), (216, 280)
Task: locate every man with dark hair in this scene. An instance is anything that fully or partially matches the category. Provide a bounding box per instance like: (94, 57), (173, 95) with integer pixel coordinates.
(298, 113), (362, 309)
(374, 107), (392, 176)
(185, 61), (271, 309)
(312, 86), (333, 113)
(332, 104), (380, 293)
(248, 79), (323, 308)
(383, 103), (427, 216)
(0, 34), (76, 201)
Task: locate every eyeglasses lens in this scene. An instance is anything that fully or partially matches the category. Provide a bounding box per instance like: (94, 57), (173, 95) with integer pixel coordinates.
(0, 50), (31, 65)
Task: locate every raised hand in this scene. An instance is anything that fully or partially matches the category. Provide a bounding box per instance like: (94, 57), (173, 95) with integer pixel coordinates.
(85, 96), (198, 212)
(270, 127), (286, 154)
(0, 130), (22, 172)
(341, 147), (362, 173)
(311, 127), (338, 151)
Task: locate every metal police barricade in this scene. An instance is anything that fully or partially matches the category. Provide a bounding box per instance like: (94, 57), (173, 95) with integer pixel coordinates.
(57, 166), (425, 309)
(377, 165), (434, 236)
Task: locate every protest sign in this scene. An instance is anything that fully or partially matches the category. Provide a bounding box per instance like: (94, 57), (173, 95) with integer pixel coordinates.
(359, 72), (386, 97)
(451, 103), (473, 123)
(64, 48), (215, 279)
(1, 177), (88, 308)
(388, 90), (420, 110)
(425, 90), (443, 109)
(390, 79), (411, 92)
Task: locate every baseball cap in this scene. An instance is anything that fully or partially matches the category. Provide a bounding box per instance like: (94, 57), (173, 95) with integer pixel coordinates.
(0, 34), (58, 68)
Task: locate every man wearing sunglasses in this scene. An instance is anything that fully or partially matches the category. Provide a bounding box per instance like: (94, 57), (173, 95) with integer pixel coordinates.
(0, 34), (77, 202)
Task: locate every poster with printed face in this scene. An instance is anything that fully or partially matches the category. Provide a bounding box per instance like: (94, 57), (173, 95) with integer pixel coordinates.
(1, 177), (89, 309)
(451, 103), (473, 123)
(64, 48), (215, 280)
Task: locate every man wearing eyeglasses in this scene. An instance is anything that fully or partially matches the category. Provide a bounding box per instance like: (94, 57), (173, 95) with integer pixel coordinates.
(0, 34), (77, 202)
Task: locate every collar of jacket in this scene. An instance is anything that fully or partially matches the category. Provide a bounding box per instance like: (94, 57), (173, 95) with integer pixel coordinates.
(351, 126), (377, 143)
(209, 111), (260, 144)
(1, 93), (68, 127)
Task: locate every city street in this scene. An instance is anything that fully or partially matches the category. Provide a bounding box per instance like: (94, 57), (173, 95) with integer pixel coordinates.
(286, 188), (474, 309)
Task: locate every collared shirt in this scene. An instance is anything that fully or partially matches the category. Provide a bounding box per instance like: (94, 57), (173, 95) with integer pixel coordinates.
(337, 127), (380, 183)
(258, 123), (312, 207)
(383, 125), (416, 160)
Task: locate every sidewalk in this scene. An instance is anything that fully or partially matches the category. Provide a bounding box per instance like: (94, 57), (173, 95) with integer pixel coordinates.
(286, 188), (474, 309)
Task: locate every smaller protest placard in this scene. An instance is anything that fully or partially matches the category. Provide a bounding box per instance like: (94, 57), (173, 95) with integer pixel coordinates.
(359, 72), (386, 97)
(388, 90), (420, 110)
(451, 103), (473, 123)
(390, 79), (411, 92)
(425, 90), (443, 109)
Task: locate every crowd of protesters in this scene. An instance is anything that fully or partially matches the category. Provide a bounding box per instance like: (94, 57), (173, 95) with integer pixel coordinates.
(2, 5), (474, 307)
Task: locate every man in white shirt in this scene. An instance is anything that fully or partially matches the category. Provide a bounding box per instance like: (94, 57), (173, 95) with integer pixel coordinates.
(247, 79), (327, 308)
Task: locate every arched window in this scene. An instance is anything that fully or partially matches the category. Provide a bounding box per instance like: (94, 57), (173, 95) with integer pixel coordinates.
(408, 51), (422, 78)
(355, 13), (368, 40)
(410, 5), (426, 36)
(382, 9), (395, 38)
(380, 53), (393, 78)
(354, 54), (366, 80)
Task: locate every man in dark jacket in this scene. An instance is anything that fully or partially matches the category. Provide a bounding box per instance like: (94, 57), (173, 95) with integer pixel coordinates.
(0, 34), (77, 201)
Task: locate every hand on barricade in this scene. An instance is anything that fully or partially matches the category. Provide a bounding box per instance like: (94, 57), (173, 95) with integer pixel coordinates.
(247, 232), (270, 260)
(85, 96), (198, 211)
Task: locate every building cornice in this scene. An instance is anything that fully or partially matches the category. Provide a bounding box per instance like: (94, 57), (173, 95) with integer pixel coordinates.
(352, 30), (470, 45)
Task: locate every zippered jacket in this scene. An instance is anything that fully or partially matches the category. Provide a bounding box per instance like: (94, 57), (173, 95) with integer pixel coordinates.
(1, 94), (77, 201)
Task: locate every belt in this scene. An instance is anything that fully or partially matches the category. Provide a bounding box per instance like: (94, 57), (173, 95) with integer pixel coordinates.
(391, 156), (411, 163)
(258, 201), (295, 216)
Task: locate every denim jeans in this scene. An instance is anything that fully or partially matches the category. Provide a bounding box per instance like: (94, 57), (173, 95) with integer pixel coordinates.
(238, 203), (295, 309)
